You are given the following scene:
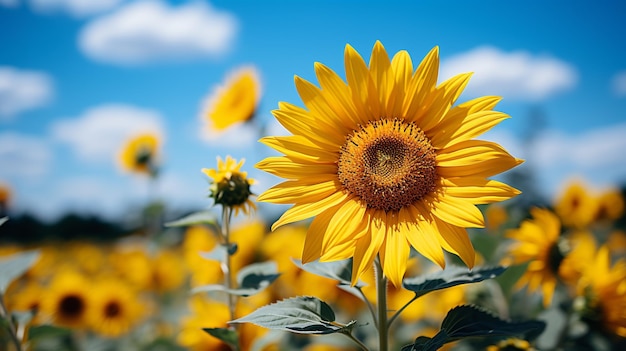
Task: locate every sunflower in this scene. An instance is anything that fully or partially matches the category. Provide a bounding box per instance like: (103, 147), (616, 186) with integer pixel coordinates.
(554, 180), (597, 229)
(0, 181), (10, 213)
(202, 155), (256, 216)
(88, 278), (145, 338)
(504, 208), (587, 306)
(594, 188), (625, 223)
(486, 338), (537, 351)
(576, 245), (626, 337)
(256, 41), (521, 286)
(40, 269), (92, 329)
(118, 133), (160, 176)
(202, 66), (261, 132)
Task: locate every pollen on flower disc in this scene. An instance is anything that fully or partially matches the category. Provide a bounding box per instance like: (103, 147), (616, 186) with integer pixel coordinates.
(337, 118), (438, 212)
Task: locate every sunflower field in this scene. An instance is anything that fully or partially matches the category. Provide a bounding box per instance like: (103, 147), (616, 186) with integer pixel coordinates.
(2, 36), (626, 351)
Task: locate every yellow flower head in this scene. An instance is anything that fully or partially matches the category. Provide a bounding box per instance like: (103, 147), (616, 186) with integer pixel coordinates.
(202, 155), (256, 216)
(554, 180), (597, 229)
(40, 269), (93, 329)
(203, 66), (261, 132)
(486, 338), (536, 351)
(256, 41), (521, 287)
(504, 208), (572, 307)
(88, 278), (146, 337)
(594, 188), (625, 223)
(118, 133), (160, 176)
(576, 245), (626, 337)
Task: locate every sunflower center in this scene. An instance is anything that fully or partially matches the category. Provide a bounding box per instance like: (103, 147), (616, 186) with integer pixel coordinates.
(59, 294), (85, 319)
(104, 301), (122, 318)
(337, 118), (438, 212)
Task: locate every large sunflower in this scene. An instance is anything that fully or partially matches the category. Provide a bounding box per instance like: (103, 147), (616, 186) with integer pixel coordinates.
(256, 41), (521, 287)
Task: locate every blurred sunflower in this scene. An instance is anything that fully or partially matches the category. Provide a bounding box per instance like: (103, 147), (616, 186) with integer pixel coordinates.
(576, 245), (626, 337)
(202, 66), (261, 132)
(118, 133), (160, 176)
(256, 41), (521, 286)
(202, 155), (256, 216)
(486, 338), (537, 351)
(88, 278), (145, 338)
(40, 269), (92, 329)
(594, 188), (625, 223)
(485, 204), (508, 233)
(554, 181), (597, 229)
(151, 249), (187, 293)
(504, 208), (586, 306)
(5, 280), (44, 324)
(0, 181), (11, 213)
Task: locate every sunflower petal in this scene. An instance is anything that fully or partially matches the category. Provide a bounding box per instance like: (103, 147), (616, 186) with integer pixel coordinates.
(403, 46), (439, 120)
(345, 44), (379, 120)
(272, 103), (341, 148)
(441, 177), (521, 204)
(390, 50), (412, 118)
(321, 199), (368, 253)
(302, 206), (338, 263)
(314, 62), (364, 126)
(404, 205), (446, 268)
(369, 41), (394, 113)
(379, 220), (411, 287)
(259, 136), (337, 163)
(430, 110), (510, 149)
(272, 191), (348, 230)
(428, 194), (485, 228)
(419, 72), (473, 132)
(434, 218), (475, 268)
(256, 156), (337, 179)
(351, 211), (386, 285)
(437, 140), (524, 178)
(257, 179), (341, 204)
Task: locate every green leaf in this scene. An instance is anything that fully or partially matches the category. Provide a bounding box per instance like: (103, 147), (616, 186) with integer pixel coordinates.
(291, 258), (357, 287)
(192, 261), (280, 297)
(403, 265), (506, 298)
(164, 210), (217, 227)
(401, 305), (546, 351)
(203, 327), (238, 349)
(27, 324), (72, 341)
(230, 296), (355, 335)
(0, 250), (40, 293)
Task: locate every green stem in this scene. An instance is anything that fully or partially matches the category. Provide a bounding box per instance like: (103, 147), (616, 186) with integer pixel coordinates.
(221, 206), (236, 323)
(0, 292), (23, 351)
(356, 286), (378, 330)
(375, 257), (388, 351)
(344, 331), (370, 351)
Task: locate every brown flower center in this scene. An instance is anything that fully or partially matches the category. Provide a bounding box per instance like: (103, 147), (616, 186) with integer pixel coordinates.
(59, 294), (85, 319)
(104, 301), (122, 318)
(337, 118), (438, 212)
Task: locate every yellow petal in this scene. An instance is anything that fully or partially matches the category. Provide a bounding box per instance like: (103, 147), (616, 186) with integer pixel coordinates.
(430, 110), (509, 149)
(427, 194), (485, 228)
(437, 140), (524, 178)
(257, 179), (341, 204)
(344, 44), (378, 120)
(272, 102), (342, 148)
(272, 191), (348, 230)
(351, 211), (386, 285)
(314, 62), (365, 126)
(390, 50), (413, 118)
(302, 206), (338, 263)
(403, 46), (439, 121)
(321, 199), (368, 253)
(259, 136), (337, 163)
(369, 40), (394, 113)
(441, 177), (521, 204)
(419, 72), (473, 132)
(404, 205), (446, 268)
(379, 218), (410, 288)
(255, 156), (337, 180)
(433, 218), (475, 268)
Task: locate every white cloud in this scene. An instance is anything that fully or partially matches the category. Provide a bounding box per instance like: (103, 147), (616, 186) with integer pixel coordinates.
(484, 122), (626, 198)
(0, 66), (53, 119)
(50, 104), (165, 163)
(0, 132), (52, 180)
(440, 46), (577, 101)
(199, 121), (259, 150)
(612, 71), (626, 97)
(28, 0), (124, 17)
(78, 0), (237, 64)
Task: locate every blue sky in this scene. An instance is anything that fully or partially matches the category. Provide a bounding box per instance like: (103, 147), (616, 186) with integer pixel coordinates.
(1, 0), (626, 221)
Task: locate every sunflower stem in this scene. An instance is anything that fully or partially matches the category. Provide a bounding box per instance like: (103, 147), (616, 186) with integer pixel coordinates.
(357, 286), (378, 330)
(0, 292), (23, 351)
(343, 330), (370, 351)
(375, 256), (388, 351)
(221, 206), (239, 349)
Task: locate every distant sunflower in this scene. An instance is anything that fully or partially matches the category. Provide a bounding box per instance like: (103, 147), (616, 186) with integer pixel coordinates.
(40, 270), (92, 329)
(256, 41), (521, 286)
(594, 188), (625, 223)
(576, 245), (626, 337)
(554, 181), (597, 229)
(486, 338), (536, 351)
(202, 66), (261, 132)
(0, 182), (10, 213)
(88, 278), (145, 338)
(202, 156), (256, 216)
(504, 208), (576, 306)
(119, 133), (160, 176)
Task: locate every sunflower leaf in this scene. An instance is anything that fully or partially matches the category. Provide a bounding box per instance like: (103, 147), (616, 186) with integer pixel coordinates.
(230, 296), (353, 335)
(164, 210), (217, 227)
(203, 327), (238, 349)
(192, 262), (279, 297)
(0, 250), (40, 293)
(401, 305), (546, 351)
(403, 265), (506, 298)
